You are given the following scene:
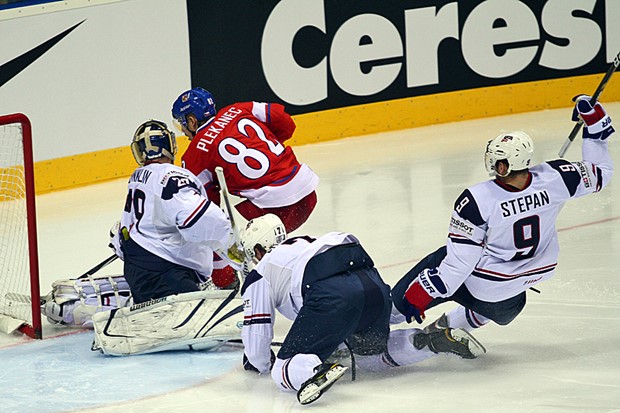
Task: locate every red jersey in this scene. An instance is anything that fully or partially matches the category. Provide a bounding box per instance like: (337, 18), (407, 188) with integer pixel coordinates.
(182, 102), (318, 208)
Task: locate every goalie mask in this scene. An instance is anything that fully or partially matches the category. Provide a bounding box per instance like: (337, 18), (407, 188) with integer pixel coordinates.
(484, 131), (534, 177)
(241, 214), (287, 264)
(131, 120), (177, 166)
(171, 87), (217, 131)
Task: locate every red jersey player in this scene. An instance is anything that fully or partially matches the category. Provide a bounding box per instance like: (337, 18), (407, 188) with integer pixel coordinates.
(172, 88), (319, 287)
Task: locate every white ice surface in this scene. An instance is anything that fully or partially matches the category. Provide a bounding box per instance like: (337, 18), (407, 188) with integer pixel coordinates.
(1, 104), (619, 412)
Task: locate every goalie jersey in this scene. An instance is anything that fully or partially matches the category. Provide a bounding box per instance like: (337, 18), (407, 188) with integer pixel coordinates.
(115, 163), (233, 280)
(438, 138), (613, 302)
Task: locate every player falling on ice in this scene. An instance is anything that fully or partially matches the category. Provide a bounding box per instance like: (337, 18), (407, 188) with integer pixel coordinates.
(239, 214), (484, 406)
(392, 96), (614, 338)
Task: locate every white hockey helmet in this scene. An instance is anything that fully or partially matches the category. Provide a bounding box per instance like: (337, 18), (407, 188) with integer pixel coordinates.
(240, 214), (287, 264)
(484, 131), (534, 177)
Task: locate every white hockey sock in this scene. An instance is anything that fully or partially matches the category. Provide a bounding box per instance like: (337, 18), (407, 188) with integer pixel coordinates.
(390, 302), (407, 324)
(271, 354), (322, 392)
(445, 306), (490, 331)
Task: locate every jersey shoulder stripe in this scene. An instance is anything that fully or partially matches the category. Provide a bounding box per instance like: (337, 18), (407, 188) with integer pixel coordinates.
(454, 189), (485, 226)
(546, 160), (580, 196)
(241, 269), (264, 295)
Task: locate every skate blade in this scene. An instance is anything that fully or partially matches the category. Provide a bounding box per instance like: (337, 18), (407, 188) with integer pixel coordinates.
(297, 365), (348, 405)
(451, 328), (487, 357)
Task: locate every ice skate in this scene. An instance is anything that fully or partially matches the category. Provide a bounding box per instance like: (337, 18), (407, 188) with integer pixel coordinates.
(413, 327), (486, 359)
(423, 313), (449, 334)
(297, 363), (348, 405)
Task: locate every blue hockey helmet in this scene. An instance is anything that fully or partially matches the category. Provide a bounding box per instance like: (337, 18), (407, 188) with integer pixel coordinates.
(171, 87), (217, 130)
(131, 120), (177, 166)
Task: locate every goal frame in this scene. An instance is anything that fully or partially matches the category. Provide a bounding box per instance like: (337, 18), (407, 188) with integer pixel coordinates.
(0, 113), (42, 339)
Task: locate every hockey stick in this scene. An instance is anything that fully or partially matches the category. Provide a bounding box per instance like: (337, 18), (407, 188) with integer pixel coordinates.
(77, 253), (119, 279)
(214, 166), (242, 245)
(214, 166), (251, 283)
(558, 50), (620, 157)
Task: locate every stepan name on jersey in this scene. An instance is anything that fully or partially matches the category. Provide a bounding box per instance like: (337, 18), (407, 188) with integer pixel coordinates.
(500, 190), (549, 218)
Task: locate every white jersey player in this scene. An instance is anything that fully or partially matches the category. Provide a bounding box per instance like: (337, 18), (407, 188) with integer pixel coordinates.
(239, 214), (484, 405)
(392, 95), (614, 333)
(111, 120), (235, 303)
(41, 120), (244, 345)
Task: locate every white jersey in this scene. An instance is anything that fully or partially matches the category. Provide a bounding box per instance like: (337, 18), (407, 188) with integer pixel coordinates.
(437, 138), (613, 302)
(240, 232), (359, 373)
(118, 163), (233, 279)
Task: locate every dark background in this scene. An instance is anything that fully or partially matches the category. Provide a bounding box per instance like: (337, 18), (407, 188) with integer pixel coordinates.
(187, 0), (612, 115)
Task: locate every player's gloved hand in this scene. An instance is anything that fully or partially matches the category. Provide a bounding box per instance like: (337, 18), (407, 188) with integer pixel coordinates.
(227, 245), (245, 264)
(402, 268), (446, 324)
(401, 296), (426, 324)
(108, 220), (121, 251)
(572, 94), (614, 140)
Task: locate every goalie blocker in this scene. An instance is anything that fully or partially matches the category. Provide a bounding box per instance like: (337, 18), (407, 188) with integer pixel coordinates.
(92, 289), (243, 356)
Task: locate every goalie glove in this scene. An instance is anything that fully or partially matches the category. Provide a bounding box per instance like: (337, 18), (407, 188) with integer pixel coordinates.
(572, 95), (614, 140)
(402, 268), (447, 324)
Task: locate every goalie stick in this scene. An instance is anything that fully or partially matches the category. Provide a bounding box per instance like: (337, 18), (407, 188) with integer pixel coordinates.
(214, 166), (250, 283)
(215, 166), (242, 244)
(77, 253), (118, 280)
(559, 50), (620, 157)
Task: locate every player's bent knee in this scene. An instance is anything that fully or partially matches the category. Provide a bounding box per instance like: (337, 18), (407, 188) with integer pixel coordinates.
(271, 354), (322, 392)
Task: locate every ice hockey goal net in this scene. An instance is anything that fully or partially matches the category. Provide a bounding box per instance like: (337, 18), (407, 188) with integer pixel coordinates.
(0, 113), (42, 339)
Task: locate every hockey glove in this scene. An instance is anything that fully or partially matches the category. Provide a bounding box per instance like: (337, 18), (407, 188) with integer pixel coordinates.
(227, 245), (245, 264)
(108, 220), (120, 251)
(402, 268), (447, 324)
(572, 94), (614, 140)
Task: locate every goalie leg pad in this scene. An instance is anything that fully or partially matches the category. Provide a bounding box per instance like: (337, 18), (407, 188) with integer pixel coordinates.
(92, 289), (243, 356)
(42, 274), (132, 327)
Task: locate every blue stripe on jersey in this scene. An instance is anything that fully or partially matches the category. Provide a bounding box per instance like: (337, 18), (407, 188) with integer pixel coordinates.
(454, 189), (485, 226)
(243, 317), (271, 326)
(547, 160), (580, 196)
(596, 166), (603, 192)
(282, 358), (295, 390)
(448, 235), (482, 246)
(178, 199), (211, 229)
(241, 269), (263, 295)
(472, 266), (555, 282)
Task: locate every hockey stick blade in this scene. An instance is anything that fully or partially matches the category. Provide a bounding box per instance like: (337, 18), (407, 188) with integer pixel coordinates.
(559, 50), (620, 157)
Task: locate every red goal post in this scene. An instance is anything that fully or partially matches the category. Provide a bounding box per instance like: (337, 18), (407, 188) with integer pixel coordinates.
(0, 113), (42, 339)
